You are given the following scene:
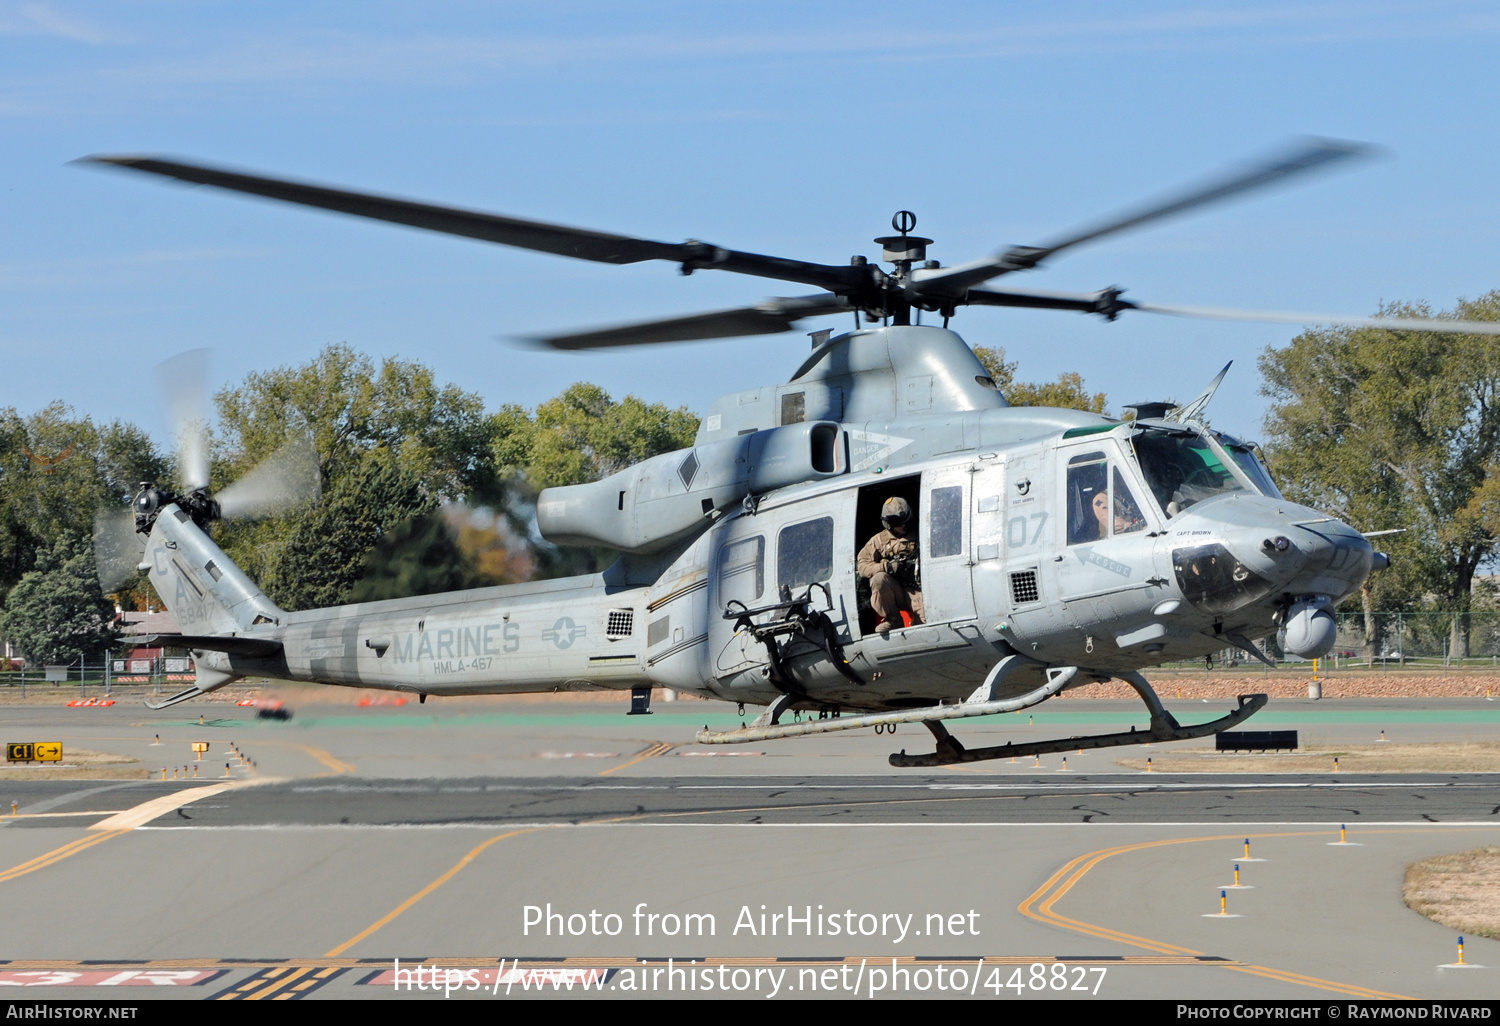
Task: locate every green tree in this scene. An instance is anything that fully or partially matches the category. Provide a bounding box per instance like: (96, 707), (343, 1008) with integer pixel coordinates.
(1260, 292), (1500, 657)
(0, 403), (167, 609)
(491, 383), (699, 490)
(487, 383), (699, 577)
(348, 512), (484, 603)
(970, 346), (1109, 414)
(211, 345), (494, 603)
(0, 538), (117, 666)
(264, 451), (437, 610)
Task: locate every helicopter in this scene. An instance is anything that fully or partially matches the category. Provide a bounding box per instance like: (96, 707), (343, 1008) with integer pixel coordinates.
(81, 139), (1500, 767)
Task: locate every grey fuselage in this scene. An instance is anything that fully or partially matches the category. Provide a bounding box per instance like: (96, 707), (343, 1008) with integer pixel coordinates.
(149, 326), (1373, 711)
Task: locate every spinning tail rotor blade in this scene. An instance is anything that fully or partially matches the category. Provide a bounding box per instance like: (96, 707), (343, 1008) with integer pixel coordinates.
(157, 348), (212, 491)
(527, 293), (852, 350)
(216, 435), (322, 519)
(93, 508), (145, 594)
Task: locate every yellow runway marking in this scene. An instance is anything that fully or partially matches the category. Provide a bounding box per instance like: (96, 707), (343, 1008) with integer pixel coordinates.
(1019, 830), (1413, 1000)
(598, 740), (674, 776)
(215, 738), (355, 776)
(324, 828), (542, 957)
(0, 783), (246, 885)
(0, 829), (131, 884)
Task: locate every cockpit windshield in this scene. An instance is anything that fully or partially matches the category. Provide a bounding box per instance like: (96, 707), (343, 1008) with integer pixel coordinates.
(1131, 428), (1244, 517)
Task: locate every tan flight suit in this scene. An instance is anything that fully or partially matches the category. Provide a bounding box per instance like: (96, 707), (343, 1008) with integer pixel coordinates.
(857, 528), (924, 628)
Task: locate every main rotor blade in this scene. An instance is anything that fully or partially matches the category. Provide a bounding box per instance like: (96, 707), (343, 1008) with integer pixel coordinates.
(1128, 302), (1500, 335)
(963, 286), (1125, 314)
(79, 156), (864, 294)
(965, 287), (1500, 336)
(911, 137), (1375, 300)
(216, 435), (322, 519)
(528, 293), (852, 350)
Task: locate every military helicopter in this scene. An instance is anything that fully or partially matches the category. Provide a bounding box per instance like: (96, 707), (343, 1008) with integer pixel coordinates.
(81, 140), (1500, 767)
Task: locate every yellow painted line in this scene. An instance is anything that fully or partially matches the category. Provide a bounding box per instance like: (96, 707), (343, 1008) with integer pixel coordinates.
(0, 829), (131, 884)
(89, 783), (236, 830)
(1019, 830), (1411, 1000)
(244, 965), (312, 1000)
(324, 828), (541, 957)
(275, 741), (355, 776)
(598, 740), (674, 776)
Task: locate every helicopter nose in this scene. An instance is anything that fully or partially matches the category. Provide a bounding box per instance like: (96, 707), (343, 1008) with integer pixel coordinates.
(1168, 498), (1372, 619)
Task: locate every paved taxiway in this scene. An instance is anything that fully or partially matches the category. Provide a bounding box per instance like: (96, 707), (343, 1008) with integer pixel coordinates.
(0, 695), (1497, 1000)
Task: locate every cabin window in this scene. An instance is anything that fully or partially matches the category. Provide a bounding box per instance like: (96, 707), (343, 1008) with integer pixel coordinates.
(777, 517), (834, 593)
(718, 535), (765, 607)
(929, 485), (964, 557)
(780, 391), (806, 425)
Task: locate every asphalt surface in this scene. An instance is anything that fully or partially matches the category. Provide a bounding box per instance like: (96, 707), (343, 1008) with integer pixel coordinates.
(0, 695), (1497, 1002)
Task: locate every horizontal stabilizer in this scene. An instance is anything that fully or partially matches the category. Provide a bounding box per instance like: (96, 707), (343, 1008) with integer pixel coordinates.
(134, 634), (283, 658)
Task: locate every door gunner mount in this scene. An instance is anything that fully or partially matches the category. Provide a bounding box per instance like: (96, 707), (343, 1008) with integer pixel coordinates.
(724, 582), (865, 706)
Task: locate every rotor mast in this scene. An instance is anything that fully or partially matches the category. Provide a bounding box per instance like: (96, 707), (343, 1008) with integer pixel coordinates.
(871, 210), (931, 326)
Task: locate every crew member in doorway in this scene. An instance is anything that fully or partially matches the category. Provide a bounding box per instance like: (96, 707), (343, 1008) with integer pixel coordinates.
(858, 496), (924, 634)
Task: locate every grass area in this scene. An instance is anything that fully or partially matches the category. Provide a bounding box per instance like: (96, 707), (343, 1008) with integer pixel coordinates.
(1404, 847), (1500, 941)
(0, 747), (147, 780)
(1115, 742), (1500, 773)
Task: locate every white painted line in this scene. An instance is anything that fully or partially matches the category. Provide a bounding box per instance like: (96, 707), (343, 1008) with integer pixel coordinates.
(133, 819), (1500, 832)
(89, 784), (237, 830)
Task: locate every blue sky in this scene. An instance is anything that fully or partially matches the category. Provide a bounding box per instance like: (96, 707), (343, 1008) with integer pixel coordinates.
(3, 1), (1499, 448)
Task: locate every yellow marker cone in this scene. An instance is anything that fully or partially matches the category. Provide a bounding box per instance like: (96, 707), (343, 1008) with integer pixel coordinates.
(160, 767), (166, 781)
(10, 801), (16, 816)
(1220, 890), (1228, 915)
(1459, 937), (1466, 966)
(1234, 865), (1241, 886)
(1334, 757), (1340, 773)
(1146, 757), (1153, 772)
(1244, 839), (1251, 859)
(1341, 824), (1347, 843)
(1061, 757), (1068, 771)
(224, 763), (231, 778)
(1034, 754), (1041, 768)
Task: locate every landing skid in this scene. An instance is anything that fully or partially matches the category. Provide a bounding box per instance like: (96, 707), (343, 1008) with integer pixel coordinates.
(892, 691), (1267, 767)
(695, 664), (1269, 769)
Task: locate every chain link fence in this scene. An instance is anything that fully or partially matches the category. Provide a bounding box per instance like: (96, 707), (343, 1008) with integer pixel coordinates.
(1154, 611), (1500, 672)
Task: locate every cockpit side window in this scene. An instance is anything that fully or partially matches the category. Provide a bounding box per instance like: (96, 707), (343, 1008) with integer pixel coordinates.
(1068, 450), (1151, 543)
(1112, 468), (1147, 535)
(1066, 452), (1109, 544)
(1132, 429), (1244, 518)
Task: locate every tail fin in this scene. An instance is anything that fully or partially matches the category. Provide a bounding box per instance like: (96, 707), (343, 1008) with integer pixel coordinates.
(144, 503), (283, 634)
(139, 503), (284, 707)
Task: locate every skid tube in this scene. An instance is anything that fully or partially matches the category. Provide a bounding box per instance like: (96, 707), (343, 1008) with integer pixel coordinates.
(695, 663), (1268, 768)
(891, 691), (1268, 767)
